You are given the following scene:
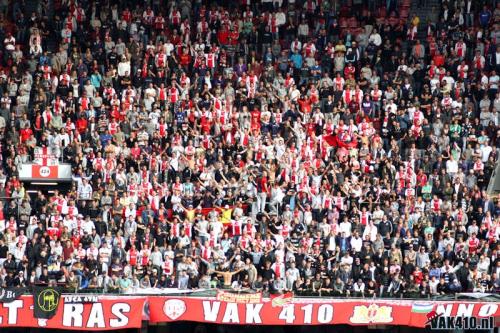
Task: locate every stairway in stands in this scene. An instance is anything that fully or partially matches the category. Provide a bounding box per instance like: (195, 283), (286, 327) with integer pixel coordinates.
(23, 0), (39, 17)
(23, 0), (58, 51)
(410, 0), (440, 42)
(24, 0), (55, 20)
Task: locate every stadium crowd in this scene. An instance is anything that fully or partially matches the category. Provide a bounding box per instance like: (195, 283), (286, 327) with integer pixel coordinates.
(0, 0), (497, 298)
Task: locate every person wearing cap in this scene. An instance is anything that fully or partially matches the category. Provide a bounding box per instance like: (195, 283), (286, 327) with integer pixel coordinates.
(216, 204), (233, 224)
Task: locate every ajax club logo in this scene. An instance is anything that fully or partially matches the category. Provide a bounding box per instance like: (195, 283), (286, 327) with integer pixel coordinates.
(163, 299), (186, 320)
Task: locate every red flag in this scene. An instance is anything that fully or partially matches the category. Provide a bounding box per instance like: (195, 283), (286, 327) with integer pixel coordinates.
(270, 292), (294, 307)
(323, 135), (339, 147)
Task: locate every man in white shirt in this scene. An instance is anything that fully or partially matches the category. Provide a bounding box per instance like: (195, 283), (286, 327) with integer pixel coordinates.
(429, 276), (439, 295)
(82, 217), (96, 235)
(442, 71), (455, 91)
(386, 99), (397, 114)
(354, 279), (366, 296)
(163, 41), (174, 56)
(286, 261), (300, 286)
(150, 247), (163, 267)
(489, 70), (499, 99)
(77, 178), (93, 200)
(99, 243), (112, 265)
(269, 183), (284, 214)
(3, 32), (15, 52)
(350, 232), (363, 253)
(339, 217), (352, 236)
(446, 155), (458, 178)
(368, 29), (382, 46)
(117, 57), (131, 77)
(480, 140), (493, 162)
(340, 252), (353, 266)
(363, 223), (378, 242)
(372, 206), (385, 224)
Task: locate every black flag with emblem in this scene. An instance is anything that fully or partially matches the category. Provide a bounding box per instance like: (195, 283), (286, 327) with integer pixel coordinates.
(33, 286), (62, 319)
(0, 287), (25, 302)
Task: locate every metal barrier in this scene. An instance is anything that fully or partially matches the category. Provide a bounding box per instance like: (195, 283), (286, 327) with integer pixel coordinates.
(14, 286), (500, 302)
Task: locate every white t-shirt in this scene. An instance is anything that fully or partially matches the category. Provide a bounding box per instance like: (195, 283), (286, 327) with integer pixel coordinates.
(446, 159), (458, 173)
(4, 36), (15, 51)
(339, 221), (352, 236)
(489, 75), (499, 90)
(350, 237), (363, 252)
(481, 145), (493, 162)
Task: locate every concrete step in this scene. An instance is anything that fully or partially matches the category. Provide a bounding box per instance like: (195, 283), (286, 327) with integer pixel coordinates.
(408, 0), (440, 28)
(24, 0), (39, 15)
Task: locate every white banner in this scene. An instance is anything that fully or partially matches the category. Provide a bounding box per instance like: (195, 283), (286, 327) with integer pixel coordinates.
(19, 163), (73, 181)
(33, 147), (59, 166)
(124, 288), (208, 295)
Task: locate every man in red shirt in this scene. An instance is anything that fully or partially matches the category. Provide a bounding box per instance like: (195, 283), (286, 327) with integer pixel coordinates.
(413, 266), (423, 285)
(433, 51), (445, 67)
(19, 124), (33, 143)
(250, 107), (261, 133)
(76, 114), (88, 133)
(258, 171), (269, 213)
(298, 95), (312, 114)
(179, 47), (191, 71)
(468, 233), (479, 254)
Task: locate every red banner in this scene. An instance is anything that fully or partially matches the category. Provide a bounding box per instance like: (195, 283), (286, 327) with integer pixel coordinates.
(32, 165), (59, 178)
(166, 204), (248, 220)
(149, 297), (500, 327)
(1, 295), (498, 329)
(0, 295), (145, 330)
